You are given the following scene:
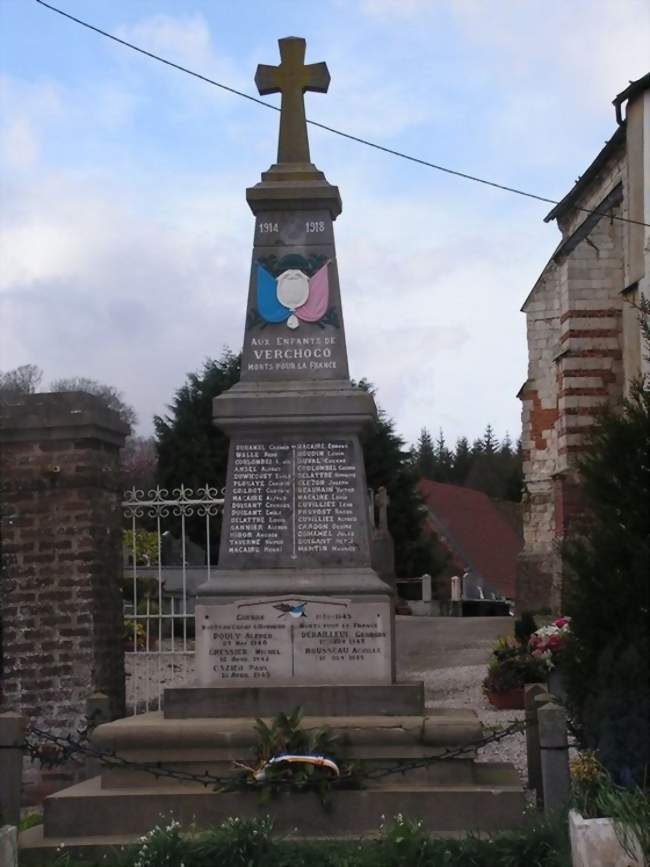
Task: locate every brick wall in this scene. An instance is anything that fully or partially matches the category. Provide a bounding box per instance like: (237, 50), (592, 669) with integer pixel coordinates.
(0, 393), (128, 735)
(517, 134), (628, 613)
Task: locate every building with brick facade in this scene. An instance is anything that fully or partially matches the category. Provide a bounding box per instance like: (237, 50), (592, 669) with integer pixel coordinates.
(517, 72), (650, 613)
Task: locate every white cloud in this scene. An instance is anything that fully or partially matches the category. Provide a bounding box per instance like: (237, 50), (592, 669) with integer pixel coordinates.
(0, 77), (63, 170)
(0, 117), (39, 170)
(448, 0), (649, 111)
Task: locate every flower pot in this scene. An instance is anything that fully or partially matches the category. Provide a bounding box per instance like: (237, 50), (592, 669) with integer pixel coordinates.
(569, 809), (646, 867)
(486, 687), (524, 709)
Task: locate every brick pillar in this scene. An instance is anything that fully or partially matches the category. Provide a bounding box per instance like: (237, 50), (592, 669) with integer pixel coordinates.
(0, 392), (128, 734)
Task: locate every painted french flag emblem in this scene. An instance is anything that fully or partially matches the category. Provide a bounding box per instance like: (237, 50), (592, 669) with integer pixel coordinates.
(256, 262), (329, 329)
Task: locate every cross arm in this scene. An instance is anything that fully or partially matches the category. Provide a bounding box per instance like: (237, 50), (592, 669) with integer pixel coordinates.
(304, 61), (330, 93)
(255, 64), (281, 95)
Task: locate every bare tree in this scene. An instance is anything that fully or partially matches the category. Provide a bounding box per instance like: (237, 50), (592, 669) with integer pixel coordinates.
(120, 436), (158, 493)
(50, 376), (137, 430)
(0, 364), (43, 399)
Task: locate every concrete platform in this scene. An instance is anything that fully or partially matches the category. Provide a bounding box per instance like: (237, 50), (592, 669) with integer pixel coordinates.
(164, 681), (424, 718)
(29, 766), (524, 852)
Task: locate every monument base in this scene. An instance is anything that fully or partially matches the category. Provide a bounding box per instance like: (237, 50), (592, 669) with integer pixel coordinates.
(20, 763), (525, 863)
(24, 695), (526, 859)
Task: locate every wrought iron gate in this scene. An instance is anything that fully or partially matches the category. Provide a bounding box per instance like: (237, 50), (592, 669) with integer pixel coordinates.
(122, 485), (224, 714)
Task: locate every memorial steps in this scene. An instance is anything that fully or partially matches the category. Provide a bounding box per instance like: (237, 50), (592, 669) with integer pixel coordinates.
(20, 688), (524, 861)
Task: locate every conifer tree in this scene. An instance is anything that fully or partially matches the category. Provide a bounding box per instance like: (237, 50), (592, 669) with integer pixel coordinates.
(358, 382), (444, 577)
(415, 427), (436, 479)
(482, 423), (498, 454)
(563, 377), (650, 784)
(451, 436), (472, 485)
(434, 429), (453, 482)
(154, 351), (241, 492)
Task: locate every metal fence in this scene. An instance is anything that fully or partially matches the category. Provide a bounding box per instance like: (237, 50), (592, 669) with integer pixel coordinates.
(122, 485), (224, 714)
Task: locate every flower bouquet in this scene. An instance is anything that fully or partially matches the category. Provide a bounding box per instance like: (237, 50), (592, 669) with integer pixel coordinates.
(528, 616), (571, 671)
(482, 636), (548, 709)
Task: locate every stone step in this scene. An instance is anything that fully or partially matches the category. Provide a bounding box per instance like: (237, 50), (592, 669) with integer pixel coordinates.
(36, 767), (524, 846)
(91, 708), (483, 789)
(93, 707), (481, 754)
(164, 681), (424, 718)
(100, 757), (477, 787)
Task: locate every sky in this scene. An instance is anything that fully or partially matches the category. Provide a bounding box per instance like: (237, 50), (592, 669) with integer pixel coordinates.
(1, 0), (649, 449)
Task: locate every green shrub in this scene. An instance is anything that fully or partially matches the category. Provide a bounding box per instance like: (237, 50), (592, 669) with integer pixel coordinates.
(562, 375), (650, 786)
(482, 636), (547, 694)
(131, 818), (185, 867)
(28, 812), (573, 867)
(19, 811), (43, 831)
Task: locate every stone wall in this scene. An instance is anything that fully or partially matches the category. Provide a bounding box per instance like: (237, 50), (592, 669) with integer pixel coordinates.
(517, 131), (629, 613)
(0, 392), (128, 735)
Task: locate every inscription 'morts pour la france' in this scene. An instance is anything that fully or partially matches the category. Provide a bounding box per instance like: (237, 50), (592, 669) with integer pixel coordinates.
(223, 438), (365, 567)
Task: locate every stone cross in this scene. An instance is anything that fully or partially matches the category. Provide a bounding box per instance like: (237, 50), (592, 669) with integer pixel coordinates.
(255, 36), (330, 164)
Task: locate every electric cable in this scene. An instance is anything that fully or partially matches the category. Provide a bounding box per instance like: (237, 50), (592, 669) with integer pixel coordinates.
(34, 0), (650, 229)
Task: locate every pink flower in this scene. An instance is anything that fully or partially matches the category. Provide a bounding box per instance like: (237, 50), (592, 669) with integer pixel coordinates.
(554, 617), (570, 628)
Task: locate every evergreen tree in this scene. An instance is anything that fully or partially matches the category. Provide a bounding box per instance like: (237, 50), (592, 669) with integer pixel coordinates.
(465, 429), (505, 499)
(434, 429), (453, 482)
(154, 351), (241, 492)
(415, 427), (436, 479)
(359, 387), (444, 578)
(451, 436), (472, 485)
(482, 423), (498, 454)
(563, 379), (650, 784)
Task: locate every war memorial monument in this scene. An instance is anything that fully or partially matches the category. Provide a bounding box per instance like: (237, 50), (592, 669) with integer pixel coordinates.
(30, 38), (524, 851)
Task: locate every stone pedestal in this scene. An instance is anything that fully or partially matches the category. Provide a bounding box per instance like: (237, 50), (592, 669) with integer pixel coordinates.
(19, 42), (526, 860)
(195, 167), (395, 689)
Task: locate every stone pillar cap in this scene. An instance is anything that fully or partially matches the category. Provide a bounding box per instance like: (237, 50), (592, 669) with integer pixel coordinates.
(0, 392), (129, 446)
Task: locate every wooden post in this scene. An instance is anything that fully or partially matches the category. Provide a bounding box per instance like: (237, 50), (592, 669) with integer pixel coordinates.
(538, 701), (571, 815)
(0, 712), (26, 828)
(525, 684), (549, 804)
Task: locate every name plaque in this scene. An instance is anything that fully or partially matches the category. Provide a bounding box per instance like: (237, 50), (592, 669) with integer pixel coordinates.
(225, 438), (365, 564)
(196, 596), (391, 683)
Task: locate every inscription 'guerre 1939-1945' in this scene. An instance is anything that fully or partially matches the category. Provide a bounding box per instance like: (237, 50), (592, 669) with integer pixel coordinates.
(196, 596), (391, 684)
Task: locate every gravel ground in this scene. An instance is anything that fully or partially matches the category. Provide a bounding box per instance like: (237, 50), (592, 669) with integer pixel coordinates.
(406, 663), (526, 781)
(395, 615), (528, 783)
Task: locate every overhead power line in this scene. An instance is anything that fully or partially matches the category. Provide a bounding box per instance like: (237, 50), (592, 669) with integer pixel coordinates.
(34, 0), (650, 229)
